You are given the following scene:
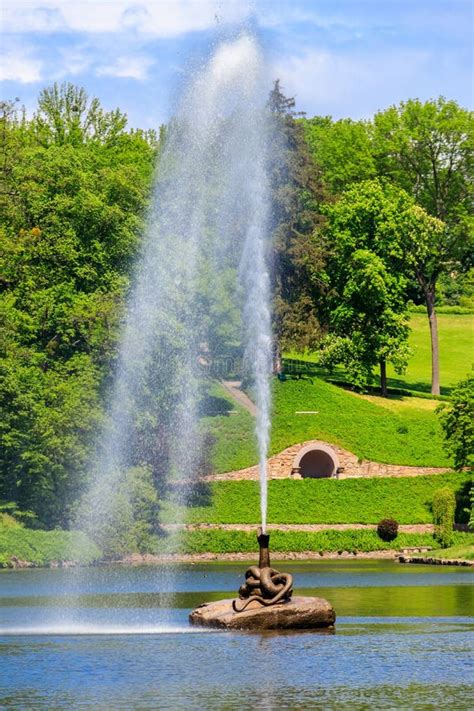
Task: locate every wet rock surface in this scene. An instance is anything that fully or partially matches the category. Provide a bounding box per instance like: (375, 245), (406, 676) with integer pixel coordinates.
(189, 595), (336, 631)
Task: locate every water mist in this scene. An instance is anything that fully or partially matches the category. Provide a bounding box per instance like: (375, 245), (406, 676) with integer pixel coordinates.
(77, 33), (274, 562)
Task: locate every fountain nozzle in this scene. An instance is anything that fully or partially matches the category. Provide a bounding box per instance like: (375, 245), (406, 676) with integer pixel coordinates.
(257, 526), (271, 569)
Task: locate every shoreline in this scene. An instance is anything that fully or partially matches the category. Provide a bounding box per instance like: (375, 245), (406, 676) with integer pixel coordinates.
(117, 550), (402, 564)
(4, 549), (406, 569)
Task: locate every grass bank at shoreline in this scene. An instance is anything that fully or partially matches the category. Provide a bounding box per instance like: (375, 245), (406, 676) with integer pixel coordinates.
(2, 524), (472, 568)
(0, 525), (101, 568)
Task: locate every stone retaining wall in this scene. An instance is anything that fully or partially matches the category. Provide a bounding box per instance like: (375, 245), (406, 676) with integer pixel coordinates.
(205, 440), (450, 481)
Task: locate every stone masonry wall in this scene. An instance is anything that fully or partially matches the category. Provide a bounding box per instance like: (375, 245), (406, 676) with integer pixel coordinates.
(205, 440), (450, 481)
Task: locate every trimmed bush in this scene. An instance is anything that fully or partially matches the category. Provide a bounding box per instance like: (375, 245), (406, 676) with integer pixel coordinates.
(377, 518), (399, 541)
(432, 487), (456, 547)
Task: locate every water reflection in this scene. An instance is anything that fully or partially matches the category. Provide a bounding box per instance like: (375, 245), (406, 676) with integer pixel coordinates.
(1, 561), (472, 709)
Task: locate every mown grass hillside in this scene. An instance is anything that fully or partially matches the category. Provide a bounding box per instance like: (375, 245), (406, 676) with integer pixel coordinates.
(162, 471), (471, 525)
(287, 313), (473, 395)
(387, 313), (473, 392)
(204, 377), (451, 473)
(0, 519), (101, 568)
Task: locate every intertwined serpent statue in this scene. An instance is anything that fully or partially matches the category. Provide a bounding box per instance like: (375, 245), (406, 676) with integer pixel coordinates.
(232, 527), (293, 612)
(189, 526), (335, 630)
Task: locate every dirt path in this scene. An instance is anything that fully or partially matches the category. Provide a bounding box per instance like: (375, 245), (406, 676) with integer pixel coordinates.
(161, 523), (435, 534)
(220, 380), (257, 416)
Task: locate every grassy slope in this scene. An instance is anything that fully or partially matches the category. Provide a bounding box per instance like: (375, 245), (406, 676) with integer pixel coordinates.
(287, 313), (473, 395)
(152, 529), (472, 555)
(415, 542), (474, 561)
(201, 314), (473, 473)
(0, 524), (101, 567)
(162, 471), (471, 525)
(271, 379), (449, 466)
(201, 382), (257, 472)
(386, 313), (473, 392)
(204, 377), (451, 472)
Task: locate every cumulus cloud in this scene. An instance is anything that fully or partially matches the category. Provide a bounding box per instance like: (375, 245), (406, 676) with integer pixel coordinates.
(0, 49), (43, 83)
(1, 0), (250, 37)
(96, 55), (154, 80)
(272, 48), (435, 118)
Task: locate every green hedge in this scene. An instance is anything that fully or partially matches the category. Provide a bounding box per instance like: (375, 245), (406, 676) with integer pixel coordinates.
(151, 529), (472, 555)
(161, 472), (471, 526)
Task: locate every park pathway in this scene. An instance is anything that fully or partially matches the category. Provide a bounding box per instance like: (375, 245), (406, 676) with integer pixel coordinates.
(220, 380), (257, 416)
(161, 522), (437, 534)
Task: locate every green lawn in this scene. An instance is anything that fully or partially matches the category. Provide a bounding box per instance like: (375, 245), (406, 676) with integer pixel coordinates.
(414, 542), (474, 561)
(287, 313), (473, 395)
(162, 471), (471, 525)
(387, 313), (473, 393)
(0, 524), (101, 567)
(203, 377), (452, 471)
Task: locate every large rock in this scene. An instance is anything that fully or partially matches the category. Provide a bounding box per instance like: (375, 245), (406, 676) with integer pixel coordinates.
(189, 596), (335, 631)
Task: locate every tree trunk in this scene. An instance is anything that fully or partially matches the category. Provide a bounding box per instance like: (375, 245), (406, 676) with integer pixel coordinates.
(380, 359), (387, 397)
(426, 287), (440, 396)
(273, 340), (282, 375)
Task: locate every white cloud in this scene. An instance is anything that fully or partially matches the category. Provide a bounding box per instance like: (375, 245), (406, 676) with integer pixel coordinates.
(272, 48), (433, 118)
(96, 55), (154, 80)
(0, 49), (43, 83)
(1, 1), (250, 37)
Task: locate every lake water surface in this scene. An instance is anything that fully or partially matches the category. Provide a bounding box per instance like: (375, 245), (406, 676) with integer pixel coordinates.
(1, 560), (472, 709)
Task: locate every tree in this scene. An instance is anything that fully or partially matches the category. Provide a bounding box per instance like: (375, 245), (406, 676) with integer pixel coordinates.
(268, 81), (327, 369)
(373, 97), (473, 394)
(303, 116), (376, 194)
(0, 85), (157, 526)
(321, 180), (430, 394)
(436, 376), (474, 471)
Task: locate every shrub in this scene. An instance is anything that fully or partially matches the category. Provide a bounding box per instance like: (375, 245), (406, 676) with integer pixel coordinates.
(377, 518), (399, 541)
(432, 487), (456, 547)
(436, 376), (474, 470)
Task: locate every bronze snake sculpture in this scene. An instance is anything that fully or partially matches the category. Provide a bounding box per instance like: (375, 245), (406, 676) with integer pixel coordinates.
(232, 564), (293, 612)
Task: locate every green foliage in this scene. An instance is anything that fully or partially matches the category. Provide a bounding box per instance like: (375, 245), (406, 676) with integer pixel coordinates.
(320, 180), (426, 392)
(0, 523), (101, 567)
(269, 81), (327, 355)
(437, 377), (474, 470)
(0, 84), (157, 527)
(373, 97), (473, 230)
(303, 116), (376, 193)
(161, 472), (469, 525)
(432, 487), (456, 547)
(87, 465), (161, 558)
(151, 528), (471, 555)
(377, 519), (399, 542)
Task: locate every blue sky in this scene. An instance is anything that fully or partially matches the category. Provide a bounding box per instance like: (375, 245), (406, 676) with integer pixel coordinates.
(1, 0), (472, 129)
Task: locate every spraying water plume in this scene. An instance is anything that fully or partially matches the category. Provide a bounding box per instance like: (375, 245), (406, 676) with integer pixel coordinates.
(77, 33), (274, 548)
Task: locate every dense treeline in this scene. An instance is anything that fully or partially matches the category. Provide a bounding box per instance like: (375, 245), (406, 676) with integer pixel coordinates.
(0, 81), (472, 530)
(0, 85), (157, 525)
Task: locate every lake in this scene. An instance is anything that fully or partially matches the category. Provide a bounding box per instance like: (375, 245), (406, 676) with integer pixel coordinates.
(1, 560), (472, 709)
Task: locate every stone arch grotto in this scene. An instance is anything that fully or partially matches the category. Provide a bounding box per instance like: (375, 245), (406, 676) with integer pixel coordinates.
(291, 443), (339, 479)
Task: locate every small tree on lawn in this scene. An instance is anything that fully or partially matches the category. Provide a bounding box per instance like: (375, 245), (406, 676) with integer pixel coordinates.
(321, 180), (414, 395)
